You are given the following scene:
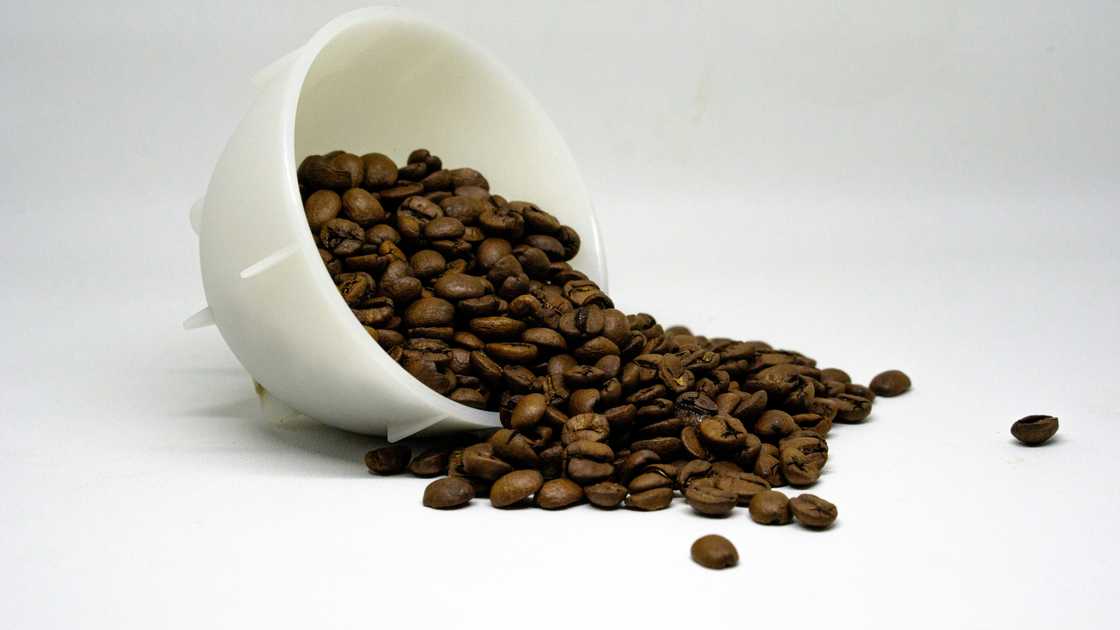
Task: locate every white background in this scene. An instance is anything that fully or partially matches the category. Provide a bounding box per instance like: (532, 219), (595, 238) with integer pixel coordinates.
(2, 1), (1118, 628)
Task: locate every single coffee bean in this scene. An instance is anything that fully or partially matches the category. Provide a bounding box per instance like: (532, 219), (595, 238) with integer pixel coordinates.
(299, 154), (352, 190)
(320, 218), (365, 256)
(423, 477), (475, 509)
(820, 368), (851, 384)
(629, 470), (673, 493)
(361, 152), (398, 189)
(753, 409), (799, 442)
(408, 448), (450, 477)
(691, 534), (738, 570)
(844, 383), (876, 402)
(404, 297), (455, 328)
(567, 458), (614, 484)
(485, 342), (539, 364)
(869, 369), (911, 397)
(364, 444), (411, 475)
(537, 478), (583, 509)
(304, 190), (342, 230)
(490, 470), (544, 508)
(749, 490), (792, 525)
(510, 393), (547, 431)
(625, 487), (674, 511)
(789, 493), (838, 529)
(677, 459), (714, 489)
(753, 451), (784, 487)
(585, 481), (628, 509)
(833, 394), (873, 423)
(1010, 414), (1059, 446)
(461, 443), (513, 481)
(698, 415), (748, 452)
(685, 484), (738, 516)
(341, 188), (386, 225)
(780, 446), (822, 487)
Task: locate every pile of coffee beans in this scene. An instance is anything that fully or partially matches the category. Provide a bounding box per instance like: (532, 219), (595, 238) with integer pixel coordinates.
(300, 148), (912, 569)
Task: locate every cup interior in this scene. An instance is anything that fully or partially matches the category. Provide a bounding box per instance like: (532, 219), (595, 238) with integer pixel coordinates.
(290, 11), (605, 436)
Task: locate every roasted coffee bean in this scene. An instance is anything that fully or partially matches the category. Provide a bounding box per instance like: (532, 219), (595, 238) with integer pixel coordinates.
(404, 297), (455, 328)
(753, 451), (784, 487)
(461, 443), (513, 481)
(487, 429), (539, 467)
(490, 470), (544, 508)
(698, 415), (748, 452)
(321, 218), (365, 256)
(820, 368), (851, 384)
(1011, 414), (1059, 446)
(780, 447), (822, 487)
(753, 409), (799, 442)
(510, 393), (547, 431)
(408, 448), (450, 477)
(364, 444), (411, 475)
(585, 482), (628, 509)
(833, 394), (872, 423)
(305, 190), (342, 230)
(737, 433), (763, 470)
(676, 459), (713, 488)
(711, 471), (770, 506)
(561, 413), (609, 445)
(361, 152), (398, 189)
(630, 437), (683, 460)
(691, 535), (738, 570)
(618, 449), (661, 483)
(625, 487), (674, 511)
(341, 188), (386, 225)
(844, 383), (876, 402)
(685, 484), (738, 516)
(869, 369), (910, 397)
(790, 494), (838, 529)
(780, 434), (829, 468)
(485, 342), (538, 364)
(422, 477), (475, 509)
(628, 470), (673, 493)
(299, 154), (354, 190)
(537, 478), (584, 509)
(749, 490), (792, 525)
(680, 426), (710, 460)
(449, 167), (489, 190)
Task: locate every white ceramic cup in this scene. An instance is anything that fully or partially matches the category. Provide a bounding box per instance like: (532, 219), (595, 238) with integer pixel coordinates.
(187, 7), (607, 440)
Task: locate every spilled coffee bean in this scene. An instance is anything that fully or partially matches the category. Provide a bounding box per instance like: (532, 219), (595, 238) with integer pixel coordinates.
(691, 534), (738, 570)
(790, 493), (838, 529)
(365, 444), (411, 475)
(307, 149), (919, 561)
(869, 369), (911, 397)
(1011, 414), (1059, 446)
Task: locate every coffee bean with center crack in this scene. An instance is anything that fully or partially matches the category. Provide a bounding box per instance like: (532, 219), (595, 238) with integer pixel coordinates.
(790, 493), (838, 529)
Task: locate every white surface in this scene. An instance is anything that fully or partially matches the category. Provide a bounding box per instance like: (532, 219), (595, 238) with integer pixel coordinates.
(1, 2), (1118, 629)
